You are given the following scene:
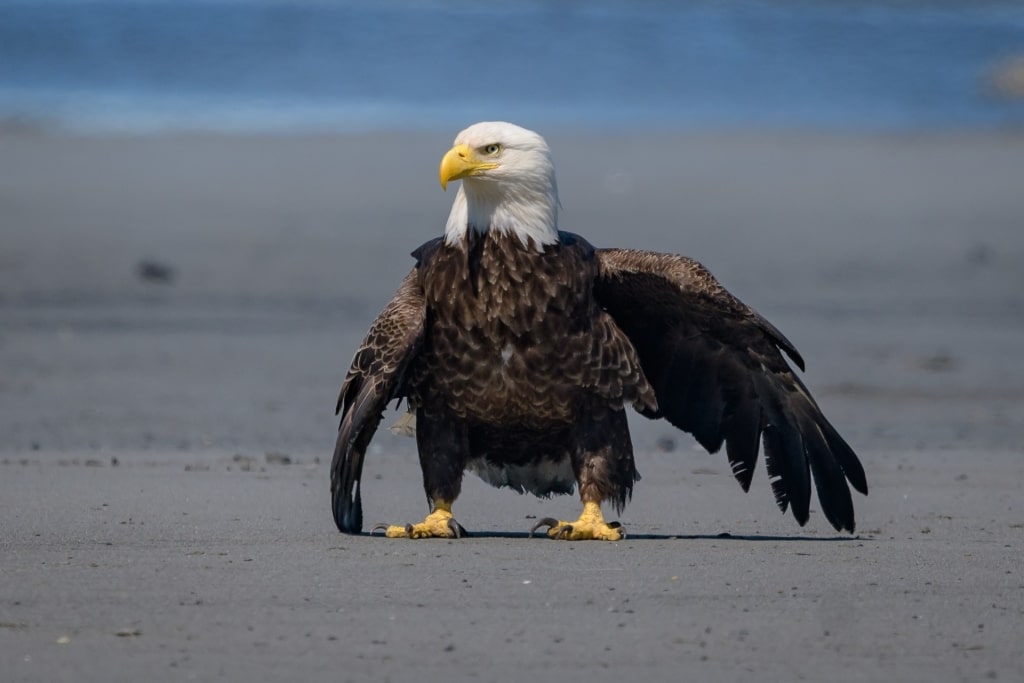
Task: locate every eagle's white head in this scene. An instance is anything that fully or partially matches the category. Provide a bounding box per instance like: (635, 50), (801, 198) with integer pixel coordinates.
(439, 121), (559, 251)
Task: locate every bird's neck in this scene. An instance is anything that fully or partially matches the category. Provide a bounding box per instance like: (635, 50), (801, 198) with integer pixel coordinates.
(444, 181), (559, 252)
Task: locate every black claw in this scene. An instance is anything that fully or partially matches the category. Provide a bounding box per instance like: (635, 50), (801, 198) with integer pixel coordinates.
(529, 517), (561, 538)
(608, 521), (622, 529)
(370, 523), (391, 536)
(404, 523), (414, 536)
(556, 524), (574, 540)
(447, 518), (469, 539)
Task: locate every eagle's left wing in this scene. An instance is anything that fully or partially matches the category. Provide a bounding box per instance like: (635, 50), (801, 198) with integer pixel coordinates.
(331, 269), (425, 534)
(594, 248), (867, 533)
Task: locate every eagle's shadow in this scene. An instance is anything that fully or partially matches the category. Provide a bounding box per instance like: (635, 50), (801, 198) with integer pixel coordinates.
(453, 530), (864, 542)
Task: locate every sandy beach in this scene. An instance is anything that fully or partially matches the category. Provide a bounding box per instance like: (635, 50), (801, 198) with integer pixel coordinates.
(2, 127), (1023, 682)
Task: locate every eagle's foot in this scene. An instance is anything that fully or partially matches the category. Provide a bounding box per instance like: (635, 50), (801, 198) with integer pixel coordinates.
(370, 504), (467, 539)
(528, 502), (624, 541)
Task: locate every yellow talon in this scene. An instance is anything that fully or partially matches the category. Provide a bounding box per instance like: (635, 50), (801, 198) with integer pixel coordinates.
(530, 501), (624, 541)
(374, 500), (467, 539)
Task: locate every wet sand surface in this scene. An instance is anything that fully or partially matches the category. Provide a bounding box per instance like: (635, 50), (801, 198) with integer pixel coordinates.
(1, 129), (1023, 681)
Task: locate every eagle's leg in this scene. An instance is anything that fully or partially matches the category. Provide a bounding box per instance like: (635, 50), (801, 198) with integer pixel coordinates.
(530, 406), (635, 541)
(372, 410), (470, 539)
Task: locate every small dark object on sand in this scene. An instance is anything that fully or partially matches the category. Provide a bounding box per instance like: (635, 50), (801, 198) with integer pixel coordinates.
(136, 259), (176, 285)
(265, 452), (292, 465)
(655, 436), (677, 453)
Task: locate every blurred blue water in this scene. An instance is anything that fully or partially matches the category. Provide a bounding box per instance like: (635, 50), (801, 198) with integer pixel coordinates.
(1, 0), (1023, 132)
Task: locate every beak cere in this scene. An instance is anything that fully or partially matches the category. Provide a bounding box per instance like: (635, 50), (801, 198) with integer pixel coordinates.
(439, 143), (499, 190)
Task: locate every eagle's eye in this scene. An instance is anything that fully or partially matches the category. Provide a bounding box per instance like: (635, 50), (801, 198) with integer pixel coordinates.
(483, 143), (502, 156)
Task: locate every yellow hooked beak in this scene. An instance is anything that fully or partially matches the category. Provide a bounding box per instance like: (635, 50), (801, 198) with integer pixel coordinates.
(439, 144), (499, 190)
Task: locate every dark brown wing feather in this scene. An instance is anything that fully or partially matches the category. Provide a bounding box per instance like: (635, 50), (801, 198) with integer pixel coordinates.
(331, 269), (425, 534)
(594, 248), (867, 533)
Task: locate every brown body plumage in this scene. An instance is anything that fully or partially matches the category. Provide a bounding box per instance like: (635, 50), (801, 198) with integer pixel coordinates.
(330, 122), (867, 539)
(413, 230), (655, 426)
(411, 229), (654, 509)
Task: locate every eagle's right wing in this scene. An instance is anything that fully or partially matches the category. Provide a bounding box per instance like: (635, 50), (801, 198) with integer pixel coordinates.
(331, 269), (425, 534)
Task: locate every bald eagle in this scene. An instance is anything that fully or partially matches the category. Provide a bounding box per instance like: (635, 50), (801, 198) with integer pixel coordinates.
(331, 121), (866, 540)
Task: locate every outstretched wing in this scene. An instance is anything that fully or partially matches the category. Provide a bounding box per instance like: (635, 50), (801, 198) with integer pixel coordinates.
(594, 249), (867, 532)
(331, 270), (425, 534)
